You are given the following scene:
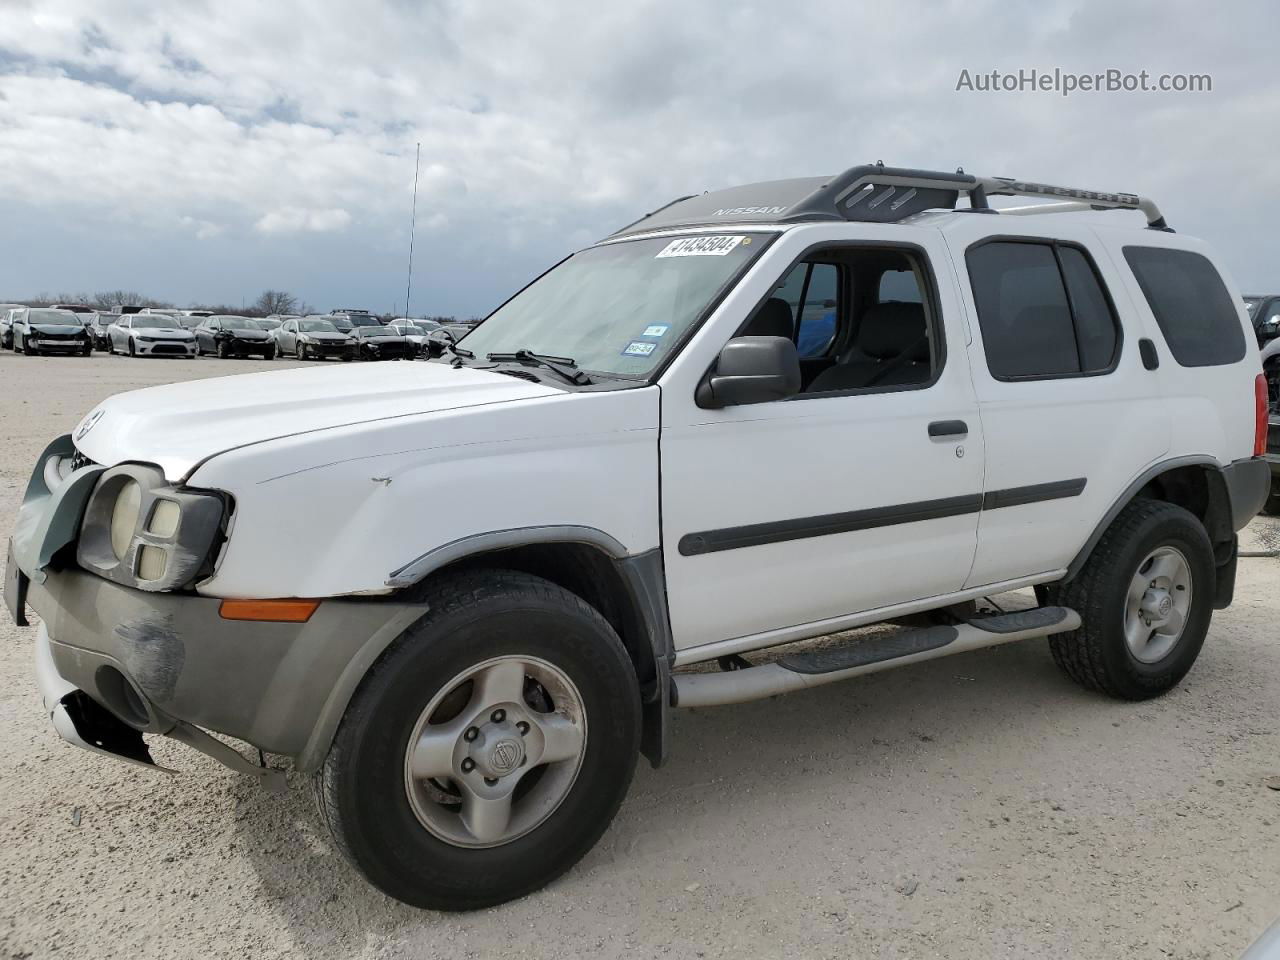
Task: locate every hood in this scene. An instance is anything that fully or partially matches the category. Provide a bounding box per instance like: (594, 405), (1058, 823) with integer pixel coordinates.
(30, 323), (86, 335)
(226, 327), (268, 338)
(72, 361), (561, 480)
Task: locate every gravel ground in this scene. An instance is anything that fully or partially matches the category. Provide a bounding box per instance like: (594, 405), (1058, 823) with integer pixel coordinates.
(1, 352), (1278, 959)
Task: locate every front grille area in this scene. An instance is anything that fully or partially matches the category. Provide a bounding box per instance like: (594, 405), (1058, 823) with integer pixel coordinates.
(70, 447), (98, 471)
(151, 342), (189, 355)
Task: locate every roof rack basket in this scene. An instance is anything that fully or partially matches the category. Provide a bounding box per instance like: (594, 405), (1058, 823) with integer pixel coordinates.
(807, 163), (1169, 230)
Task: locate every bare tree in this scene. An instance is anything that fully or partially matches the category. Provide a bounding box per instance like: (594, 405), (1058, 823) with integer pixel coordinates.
(252, 290), (299, 316)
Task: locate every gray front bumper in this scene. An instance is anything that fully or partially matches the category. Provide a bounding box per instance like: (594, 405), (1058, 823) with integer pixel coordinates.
(25, 567), (426, 772)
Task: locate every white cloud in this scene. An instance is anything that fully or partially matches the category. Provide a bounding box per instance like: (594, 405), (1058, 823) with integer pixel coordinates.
(0, 0), (1275, 311)
(254, 207), (352, 234)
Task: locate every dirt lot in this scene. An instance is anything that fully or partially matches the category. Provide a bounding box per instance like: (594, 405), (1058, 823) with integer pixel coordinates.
(1, 352), (1277, 959)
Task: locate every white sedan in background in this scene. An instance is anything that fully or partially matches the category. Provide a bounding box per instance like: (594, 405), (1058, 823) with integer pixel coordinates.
(108, 314), (198, 358)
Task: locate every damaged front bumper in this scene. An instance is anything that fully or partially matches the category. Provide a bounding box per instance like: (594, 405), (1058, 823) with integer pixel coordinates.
(15, 564), (425, 781)
(7, 434), (428, 782)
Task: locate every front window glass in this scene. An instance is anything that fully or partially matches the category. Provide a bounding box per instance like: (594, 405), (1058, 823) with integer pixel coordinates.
(299, 319), (338, 333)
(131, 316), (175, 329)
(459, 234), (768, 377)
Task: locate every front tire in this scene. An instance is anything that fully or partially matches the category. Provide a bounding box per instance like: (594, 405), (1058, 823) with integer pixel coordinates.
(128, 338), (136, 358)
(1050, 499), (1215, 700)
(316, 569), (641, 911)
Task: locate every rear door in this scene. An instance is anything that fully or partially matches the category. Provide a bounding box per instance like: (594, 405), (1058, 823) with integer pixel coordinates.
(943, 220), (1170, 586)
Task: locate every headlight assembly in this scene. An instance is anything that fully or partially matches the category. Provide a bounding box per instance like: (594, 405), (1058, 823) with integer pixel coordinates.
(77, 465), (228, 591)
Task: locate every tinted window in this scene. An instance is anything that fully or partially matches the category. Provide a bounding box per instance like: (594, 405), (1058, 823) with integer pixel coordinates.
(1123, 247), (1246, 366)
(1058, 246), (1119, 370)
(967, 242), (1080, 378)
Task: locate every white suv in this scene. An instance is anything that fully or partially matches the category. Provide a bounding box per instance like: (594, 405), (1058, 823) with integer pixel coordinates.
(5, 165), (1270, 910)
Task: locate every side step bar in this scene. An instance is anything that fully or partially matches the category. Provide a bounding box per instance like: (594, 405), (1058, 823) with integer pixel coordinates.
(671, 606), (1080, 708)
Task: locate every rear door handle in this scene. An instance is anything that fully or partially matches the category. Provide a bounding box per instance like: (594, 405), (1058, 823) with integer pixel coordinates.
(928, 419), (968, 438)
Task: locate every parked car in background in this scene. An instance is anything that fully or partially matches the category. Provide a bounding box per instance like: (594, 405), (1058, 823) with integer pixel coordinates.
(0, 304), (24, 348)
(108, 314), (197, 358)
(1243, 295), (1280, 349)
(89, 314), (115, 351)
(10, 307), (92, 355)
(193, 316), (276, 359)
(344, 323), (412, 360)
(49, 303), (94, 314)
(330, 308), (383, 330)
(109, 305), (144, 317)
(257, 316), (289, 333)
(387, 321), (439, 356)
(273, 316), (351, 360)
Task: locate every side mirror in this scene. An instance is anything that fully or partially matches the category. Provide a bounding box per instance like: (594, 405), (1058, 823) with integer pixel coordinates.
(696, 336), (801, 409)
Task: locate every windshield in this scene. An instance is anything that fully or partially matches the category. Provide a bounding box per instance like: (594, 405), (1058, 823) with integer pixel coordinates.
(459, 234), (767, 377)
(215, 317), (262, 330)
(299, 319), (339, 332)
(29, 309), (81, 325)
(345, 315), (382, 327)
(131, 316), (177, 329)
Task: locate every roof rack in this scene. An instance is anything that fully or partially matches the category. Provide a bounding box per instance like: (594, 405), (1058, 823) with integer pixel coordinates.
(611, 163), (1169, 238)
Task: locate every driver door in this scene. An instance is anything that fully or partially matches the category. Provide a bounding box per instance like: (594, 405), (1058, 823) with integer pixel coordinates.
(659, 232), (985, 654)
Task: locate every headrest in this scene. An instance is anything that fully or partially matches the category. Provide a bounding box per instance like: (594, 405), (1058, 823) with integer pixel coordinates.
(858, 301), (928, 360)
(742, 297), (794, 339)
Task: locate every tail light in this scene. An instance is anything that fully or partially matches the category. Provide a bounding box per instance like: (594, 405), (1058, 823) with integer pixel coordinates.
(1254, 373), (1268, 457)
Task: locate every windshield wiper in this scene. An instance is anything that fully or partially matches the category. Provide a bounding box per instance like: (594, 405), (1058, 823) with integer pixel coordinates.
(487, 349), (592, 385)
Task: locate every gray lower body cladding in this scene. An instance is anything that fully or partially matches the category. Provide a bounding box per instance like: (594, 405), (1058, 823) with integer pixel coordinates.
(26, 568), (426, 768)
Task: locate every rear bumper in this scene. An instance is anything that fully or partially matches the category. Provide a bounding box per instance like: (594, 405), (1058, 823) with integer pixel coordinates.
(1223, 456), (1272, 527)
(19, 566), (426, 770)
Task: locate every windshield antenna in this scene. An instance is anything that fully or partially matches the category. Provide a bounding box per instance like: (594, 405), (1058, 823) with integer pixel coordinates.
(404, 141), (421, 319)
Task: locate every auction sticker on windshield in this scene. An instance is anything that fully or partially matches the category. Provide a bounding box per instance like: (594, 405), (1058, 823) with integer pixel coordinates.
(655, 235), (746, 258)
(622, 340), (657, 357)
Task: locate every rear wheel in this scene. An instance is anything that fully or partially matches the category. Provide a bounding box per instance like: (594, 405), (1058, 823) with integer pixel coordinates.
(315, 569), (640, 910)
(1050, 499), (1214, 700)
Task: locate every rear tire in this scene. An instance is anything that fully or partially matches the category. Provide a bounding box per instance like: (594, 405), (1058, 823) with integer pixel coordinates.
(1049, 499), (1215, 700)
(315, 569), (641, 911)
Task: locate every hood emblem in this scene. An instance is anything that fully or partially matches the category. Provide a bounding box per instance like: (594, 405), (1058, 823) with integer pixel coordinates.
(75, 409), (104, 441)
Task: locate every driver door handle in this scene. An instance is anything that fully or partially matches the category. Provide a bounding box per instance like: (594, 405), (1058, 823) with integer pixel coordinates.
(928, 419), (968, 438)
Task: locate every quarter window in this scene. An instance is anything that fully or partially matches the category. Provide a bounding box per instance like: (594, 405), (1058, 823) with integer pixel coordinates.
(1122, 246), (1246, 367)
(967, 240), (1121, 380)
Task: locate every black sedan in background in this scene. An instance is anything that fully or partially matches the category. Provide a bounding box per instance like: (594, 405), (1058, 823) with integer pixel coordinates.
(89, 314), (115, 350)
(344, 324), (413, 361)
(194, 316), (277, 359)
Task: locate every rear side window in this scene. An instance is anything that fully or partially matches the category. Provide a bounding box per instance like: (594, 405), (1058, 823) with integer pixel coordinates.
(966, 240), (1120, 379)
(1123, 247), (1246, 367)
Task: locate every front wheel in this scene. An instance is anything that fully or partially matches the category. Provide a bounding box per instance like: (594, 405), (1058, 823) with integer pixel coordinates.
(315, 569), (641, 910)
(263, 345), (276, 360)
(1050, 499), (1215, 700)
(296, 342), (308, 360)
(128, 338), (136, 358)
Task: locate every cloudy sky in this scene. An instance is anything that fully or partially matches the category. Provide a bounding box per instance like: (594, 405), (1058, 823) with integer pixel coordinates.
(0, 0), (1276, 316)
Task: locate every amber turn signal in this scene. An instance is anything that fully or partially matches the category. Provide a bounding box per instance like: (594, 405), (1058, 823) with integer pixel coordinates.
(218, 599), (320, 623)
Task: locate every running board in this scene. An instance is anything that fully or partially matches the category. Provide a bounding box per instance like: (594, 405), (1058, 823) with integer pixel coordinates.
(671, 606), (1080, 708)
